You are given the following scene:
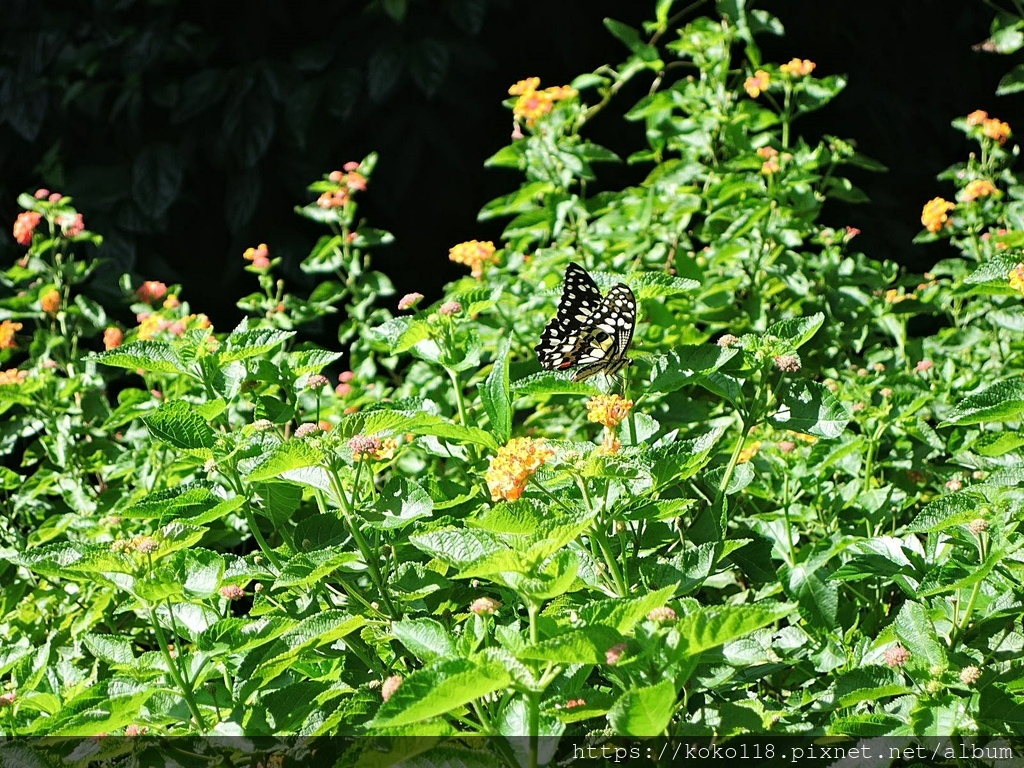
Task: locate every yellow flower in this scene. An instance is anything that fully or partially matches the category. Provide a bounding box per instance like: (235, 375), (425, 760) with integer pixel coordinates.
(983, 117), (1011, 145)
(448, 240), (498, 279)
(1009, 262), (1024, 294)
(586, 394), (634, 428)
(961, 179), (997, 201)
(137, 314), (161, 340)
(485, 437), (555, 502)
(921, 197), (955, 233)
(508, 77), (541, 96)
(884, 288), (916, 304)
(744, 70), (771, 97)
(738, 440), (762, 463)
(0, 320), (22, 349)
(780, 58), (816, 76)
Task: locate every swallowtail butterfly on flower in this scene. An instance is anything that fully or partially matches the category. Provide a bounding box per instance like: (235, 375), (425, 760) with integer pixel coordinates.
(535, 262), (637, 382)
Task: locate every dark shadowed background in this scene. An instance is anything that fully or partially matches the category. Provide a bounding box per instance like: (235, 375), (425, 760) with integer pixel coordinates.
(0, 0), (1017, 341)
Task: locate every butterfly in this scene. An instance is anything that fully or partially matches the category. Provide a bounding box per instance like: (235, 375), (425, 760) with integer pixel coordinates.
(535, 262), (637, 382)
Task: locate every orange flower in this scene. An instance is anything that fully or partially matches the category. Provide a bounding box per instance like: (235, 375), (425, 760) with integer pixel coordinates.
(961, 179), (997, 201)
(0, 321), (22, 349)
(514, 88), (555, 125)
(756, 146), (778, 159)
(586, 394), (634, 428)
(0, 369), (28, 386)
(103, 327), (124, 350)
(40, 289), (60, 315)
(448, 240), (498, 279)
(485, 437), (555, 502)
(761, 158), (781, 175)
(921, 197), (955, 233)
(966, 109), (988, 126)
(136, 281), (168, 304)
(1009, 262), (1024, 294)
(780, 58), (815, 76)
(744, 70), (771, 98)
(13, 211), (42, 246)
(982, 117), (1011, 145)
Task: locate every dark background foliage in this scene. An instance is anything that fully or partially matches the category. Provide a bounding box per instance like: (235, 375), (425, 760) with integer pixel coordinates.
(0, 0), (1015, 333)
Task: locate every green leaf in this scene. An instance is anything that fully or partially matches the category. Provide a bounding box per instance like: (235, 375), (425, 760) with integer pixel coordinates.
(370, 657), (512, 728)
(6, 542), (136, 580)
(648, 345), (736, 394)
(392, 618), (456, 663)
(94, 341), (186, 375)
(943, 379), (1024, 425)
(780, 560), (838, 629)
(143, 400), (216, 450)
(908, 491), (987, 533)
(219, 327), (294, 363)
(770, 380), (851, 438)
(481, 335), (513, 444)
(607, 680), (677, 737)
(245, 440), (324, 482)
(373, 478), (434, 530)
(518, 626), (623, 664)
(83, 634), (136, 666)
(274, 546), (362, 589)
(675, 604), (789, 658)
(511, 372), (600, 397)
(576, 585), (677, 634)
(122, 481), (243, 525)
(893, 600), (946, 668)
(765, 312), (825, 349)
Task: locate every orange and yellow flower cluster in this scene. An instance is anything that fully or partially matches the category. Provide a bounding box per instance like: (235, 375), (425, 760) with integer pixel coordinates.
(449, 240), (498, 280)
(485, 436), (555, 502)
(0, 369), (28, 386)
(1009, 262), (1024, 294)
(744, 70), (770, 98)
(921, 197), (955, 234)
(587, 394), (633, 455)
(348, 434), (398, 462)
(586, 394), (633, 428)
(0, 321), (22, 349)
(780, 58), (816, 77)
(509, 78), (576, 128)
(967, 110), (1011, 145)
(960, 179), (997, 202)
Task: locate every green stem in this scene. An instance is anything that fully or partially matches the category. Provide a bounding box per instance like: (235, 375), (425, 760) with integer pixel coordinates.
(327, 466), (401, 620)
(148, 604), (208, 731)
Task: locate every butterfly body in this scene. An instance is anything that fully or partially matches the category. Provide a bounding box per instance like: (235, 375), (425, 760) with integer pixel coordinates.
(535, 263), (637, 382)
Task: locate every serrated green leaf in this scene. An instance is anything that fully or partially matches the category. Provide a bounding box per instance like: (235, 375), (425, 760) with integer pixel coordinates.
(143, 400), (216, 450)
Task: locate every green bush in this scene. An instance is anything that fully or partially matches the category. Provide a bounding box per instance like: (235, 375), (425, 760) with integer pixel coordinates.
(2, 0), (1024, 762)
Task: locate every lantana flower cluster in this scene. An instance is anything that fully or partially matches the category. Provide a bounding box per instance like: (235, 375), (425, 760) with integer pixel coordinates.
(485, 437), (555, 502)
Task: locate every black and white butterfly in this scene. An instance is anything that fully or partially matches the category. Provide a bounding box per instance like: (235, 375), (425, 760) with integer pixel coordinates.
(535, 263), (637, 382)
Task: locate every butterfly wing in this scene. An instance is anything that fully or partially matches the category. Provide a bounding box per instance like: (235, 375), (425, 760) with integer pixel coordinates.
(569, 283), (636, 382)
(535, 263), (604, 371)
(535, 263), (637, 381)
